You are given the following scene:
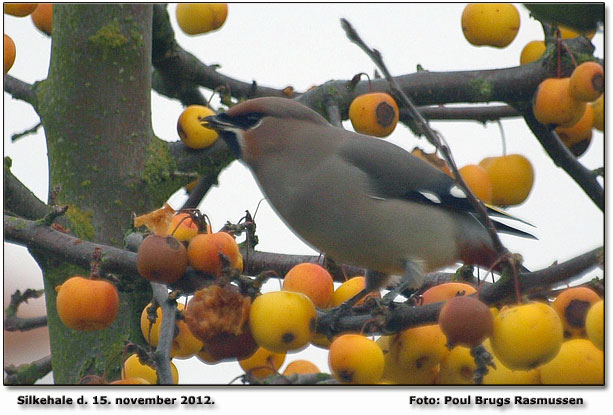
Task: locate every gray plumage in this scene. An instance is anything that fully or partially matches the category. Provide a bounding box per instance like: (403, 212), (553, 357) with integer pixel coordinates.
(205, 97), (530, 291)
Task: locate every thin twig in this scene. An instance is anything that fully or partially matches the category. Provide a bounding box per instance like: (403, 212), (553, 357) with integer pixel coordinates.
(496, 120), (507, 156)
(11, 121), (43, 143)
(4, 288), (48, 331)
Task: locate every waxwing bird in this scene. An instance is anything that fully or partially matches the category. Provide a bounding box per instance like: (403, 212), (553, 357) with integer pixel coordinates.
(204, 97), (533, 292)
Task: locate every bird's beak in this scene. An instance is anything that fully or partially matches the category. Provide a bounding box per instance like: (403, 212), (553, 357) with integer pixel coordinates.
(202, 114), (232, 131)
(202, 114), (243, 160)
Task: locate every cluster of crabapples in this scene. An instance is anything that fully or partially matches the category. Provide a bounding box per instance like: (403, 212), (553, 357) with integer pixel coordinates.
(54, 234), (604, 386)
(51, 203), (604, 385)
(136, 212), (241, 286)
(458, 4), (604, 205)
(517, 3), (603, 147)
(461, 3), (603, 156)
(350, 281), (603, 385)
(533, 62), (604, 154)
(212, 270), (603, 385)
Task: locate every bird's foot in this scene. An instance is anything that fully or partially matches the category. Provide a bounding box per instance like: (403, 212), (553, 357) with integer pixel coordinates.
(382, 261), (424, 304)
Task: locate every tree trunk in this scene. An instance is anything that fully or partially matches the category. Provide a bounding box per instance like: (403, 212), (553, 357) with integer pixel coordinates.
(34, 4), (163, 384)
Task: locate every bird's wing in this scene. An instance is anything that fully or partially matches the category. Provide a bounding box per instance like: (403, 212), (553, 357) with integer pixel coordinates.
(338, 135), (472, 210)
(337, 134), (535, 237)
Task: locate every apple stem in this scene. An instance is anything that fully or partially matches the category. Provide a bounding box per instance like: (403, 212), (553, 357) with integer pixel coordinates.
(496, 120), (507, 156)
(89, 247), (102, 280)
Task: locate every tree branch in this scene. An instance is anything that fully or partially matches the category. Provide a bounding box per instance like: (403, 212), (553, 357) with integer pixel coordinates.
(5, 288), (47, 332)
(150, 283), (175, 385)
(150, 4), (596, 117)
(180, 175), (218, 210)
(167, 139), (233, 176)
(6, 214), (602, 318)
(4, 162), (52, 220)
(479, 246), (603, 304)
(151, 4), (286, 105)
(414, 104), (520, 122)
(297, 34), (594, 121)
(4, 355), (52, 385)
(3, 74), (39, 110)
(151, 4), (208, 106)
(6, 214), (601, 342)
(4, 215), (365, 287)
(11, 121), (43, 143)
(4, 214), (140, 280)
(5, 315), (48, 332)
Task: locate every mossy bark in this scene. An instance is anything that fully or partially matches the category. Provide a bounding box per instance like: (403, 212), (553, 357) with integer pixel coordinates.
(32, 4), (173, 383)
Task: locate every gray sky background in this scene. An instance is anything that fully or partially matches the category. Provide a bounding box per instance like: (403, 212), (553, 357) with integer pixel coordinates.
(1, 2), (606, 409)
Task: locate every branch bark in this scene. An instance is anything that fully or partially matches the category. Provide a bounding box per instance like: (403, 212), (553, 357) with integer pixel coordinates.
(4, 164), (52, 220)
(414, 104), (520, 122)
(151, 283), (176, 385)
(151, 4), (286, 106)
(4, 356), (52, 385)
(5, 214), (140, 280)
(5, 315), (48, 332)
(149, 4), (595, 118)
(4, 214), (365, 286)
(3, 74), (39, 110)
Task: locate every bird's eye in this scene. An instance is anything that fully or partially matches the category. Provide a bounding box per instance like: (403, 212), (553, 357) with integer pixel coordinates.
(233, 112), (264, 130)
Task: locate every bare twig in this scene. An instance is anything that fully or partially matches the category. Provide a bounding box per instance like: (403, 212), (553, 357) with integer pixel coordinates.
(5, 288), (47, 331)
(11, 121), (43, 143)
(150, 283), (176, 385)
(3, 74), (39, 109)
(4, 315), (48, 332)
